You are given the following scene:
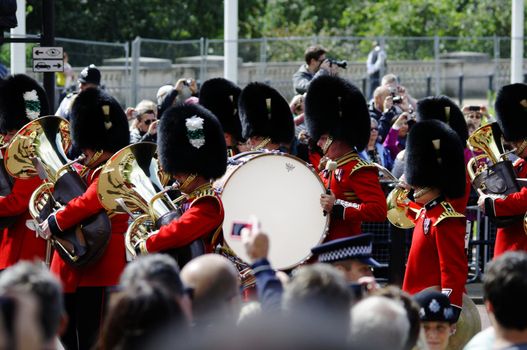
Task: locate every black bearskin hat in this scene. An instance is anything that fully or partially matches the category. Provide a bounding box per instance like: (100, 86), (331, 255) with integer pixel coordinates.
(0, 74), (50, 133)
(238, 82), (294, 144)
(70, 88), (129, 153)
(495, 83), (527, 142)
(405, 120), (465, 199)
(416, 95), (468, 144)
(199, 78), (242, 141)
(304, 75), (370, 150)
(158, 104), (227, 179)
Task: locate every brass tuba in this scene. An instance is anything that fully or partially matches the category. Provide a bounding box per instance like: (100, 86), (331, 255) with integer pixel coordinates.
(4, 116), (111, 267)
(467, 123), (523, 228)
(374, 163), (416, 229)
(98, 142), (186, 259)
(0, 134), (16, 228)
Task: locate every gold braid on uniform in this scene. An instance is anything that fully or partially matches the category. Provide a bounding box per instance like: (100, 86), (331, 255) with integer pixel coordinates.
(434, 201), (465, 226)
(252, 137), (271, 151)
(515, 139), (527, 157)
(80, 150), (104, 176)
(178, 173), (197, 193)
(321, 136), (334, 154)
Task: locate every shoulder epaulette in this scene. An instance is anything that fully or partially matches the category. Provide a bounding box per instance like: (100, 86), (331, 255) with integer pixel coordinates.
(350, 157), (377, 175)
(190, 185), (220, 208)
(434, 201), (465, 226)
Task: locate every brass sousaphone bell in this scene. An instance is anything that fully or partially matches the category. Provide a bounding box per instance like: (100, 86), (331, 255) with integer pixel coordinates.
(97, 142), (190, 259)
(4, 116), (111, 267)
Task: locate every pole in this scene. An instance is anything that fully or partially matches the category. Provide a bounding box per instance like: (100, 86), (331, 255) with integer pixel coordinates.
(10, 0), (26, 74)
(511, 0), (524, 83)
(224, 0), (238, 83)
(41, 0), (55, 111)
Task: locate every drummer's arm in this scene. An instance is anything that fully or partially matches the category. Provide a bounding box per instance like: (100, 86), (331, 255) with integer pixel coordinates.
(436, 218), (467, 322)
(482, 187), (527, 218)
(145, 198), (222, 253)
(332, 168), (387, 222)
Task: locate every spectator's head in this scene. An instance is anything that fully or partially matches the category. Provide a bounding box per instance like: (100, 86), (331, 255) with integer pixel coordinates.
(283, 264), (352, 340)
(181, 254), (241, 327)
(484, 251), (527, 331)
(381, 73), (399, 89)
(311, 234), (382, 283)
(350, 296), (410, 350)
(0, 262), (66, 344)
(119, 254), (192, 321)
(98, 281), (189, 350)
(304, 45), (327, 71)
(77, 64), (101, 91)
(134, 107), (157, 134)
(414, 290), (456, 350)
(495, 83), (527, 157)
(373, 86), (391, 112)
(368, 117), (379, 145)
(463, 106), (483, 131)
(0, 74), (50, 138)
(374, 286), (421, 350)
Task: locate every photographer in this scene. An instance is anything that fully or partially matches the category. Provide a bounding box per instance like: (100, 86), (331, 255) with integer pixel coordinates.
(293, 45), (343, 94)
(383, 112), (413, 161)
(382, 74), (417, 111)
(369, 85), (400, 142)
(157, 78), (198, 117)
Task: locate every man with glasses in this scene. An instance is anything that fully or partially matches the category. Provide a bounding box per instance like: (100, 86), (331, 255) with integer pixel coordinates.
(293, 45), (338, 94)
(130, 107), (158, 143)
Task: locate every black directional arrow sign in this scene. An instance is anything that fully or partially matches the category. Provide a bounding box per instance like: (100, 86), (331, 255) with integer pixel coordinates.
(32, 46), (63, 59)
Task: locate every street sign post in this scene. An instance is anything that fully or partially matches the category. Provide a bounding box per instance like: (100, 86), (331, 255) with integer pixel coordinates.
(32, 46), (64, 73)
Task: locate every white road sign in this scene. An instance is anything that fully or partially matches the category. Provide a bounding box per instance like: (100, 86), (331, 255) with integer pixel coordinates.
(32, 47), (63, 60)
(33, 60), (64, 73)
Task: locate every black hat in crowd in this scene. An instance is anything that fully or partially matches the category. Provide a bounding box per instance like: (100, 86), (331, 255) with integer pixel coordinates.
(405, 120), (465, 199)
(70, 88), (129, 153)
(199, 78), (242, 141)
(158, 104), (227, 179)
(304, 75), (370, 150)
(495, 83), (527, 142)
(414, 290), (456, 324)
(0, 74), (49, 133)
(416, 95), (469, 144)
(77, 64), (101, 85)
(238, 82), (294, 144)
(311, 233), (383, 268)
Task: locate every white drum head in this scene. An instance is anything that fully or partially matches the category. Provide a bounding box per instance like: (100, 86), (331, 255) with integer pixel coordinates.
(218, 153), (328, 270)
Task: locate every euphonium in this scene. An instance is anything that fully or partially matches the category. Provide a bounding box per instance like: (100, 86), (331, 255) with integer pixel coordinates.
(97, 142), (185, 259)
(467, 123), (523, 229)
(4, 116), (111, 267)
(374, 163), (416, 229)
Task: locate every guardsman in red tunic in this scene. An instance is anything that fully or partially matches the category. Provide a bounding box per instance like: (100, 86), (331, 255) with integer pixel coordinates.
(238, 82), (294, 152)
(402, 120), (468, 322)
(415, 95), (471, 213)
(199, 77), (243, 158)
(304, 75), (387, 242)
(478, 83), (527, 257)
(0, 74), (49, 269)
(38, 88), (130, 350)
(135, 104), (227, 260)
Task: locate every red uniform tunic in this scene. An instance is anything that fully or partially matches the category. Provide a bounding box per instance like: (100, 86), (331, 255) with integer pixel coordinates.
(489, 158), (527, 257)
(320, 151), (387, 242)
(50, 168), (128, 293)
(0, 176), (46, 269)
(146, 183), (224, 254)
(403, 198), (468, 311)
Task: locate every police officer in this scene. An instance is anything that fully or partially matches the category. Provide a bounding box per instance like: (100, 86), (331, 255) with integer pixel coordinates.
(56, 64), (101, 120)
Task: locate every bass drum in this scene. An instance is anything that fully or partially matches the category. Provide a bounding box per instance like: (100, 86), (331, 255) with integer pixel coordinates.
(215, 151), (329, 270)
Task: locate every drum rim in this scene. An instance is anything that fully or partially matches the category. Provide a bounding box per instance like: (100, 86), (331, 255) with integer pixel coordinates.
(216, 151), (329, 270)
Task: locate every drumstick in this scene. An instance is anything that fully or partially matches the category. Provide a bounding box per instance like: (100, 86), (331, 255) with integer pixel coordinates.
(324, 161), (338, 216)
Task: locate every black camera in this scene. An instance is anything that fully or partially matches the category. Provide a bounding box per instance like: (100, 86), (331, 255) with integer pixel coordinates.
(392, 96), (403, 104)
(327, 58), (348, 69)
(183, 79), (192, 86)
